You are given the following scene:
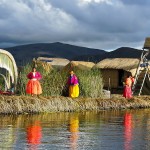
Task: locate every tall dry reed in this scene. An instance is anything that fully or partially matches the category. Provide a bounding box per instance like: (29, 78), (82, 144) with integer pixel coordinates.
(17, 63), (103, 98)
(73, 69), (103, 98)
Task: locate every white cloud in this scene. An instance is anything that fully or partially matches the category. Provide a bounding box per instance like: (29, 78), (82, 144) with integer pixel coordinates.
(0, 0), (149, 50)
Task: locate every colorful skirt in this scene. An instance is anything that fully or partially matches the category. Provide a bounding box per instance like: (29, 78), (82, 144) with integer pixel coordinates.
(123, 85), (132, 99)
(69, 84), (79, 98)
(26, 80), (42, 95)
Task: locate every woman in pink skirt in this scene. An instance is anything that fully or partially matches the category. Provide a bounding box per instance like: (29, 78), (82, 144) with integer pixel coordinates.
(123, 75), (134, 99)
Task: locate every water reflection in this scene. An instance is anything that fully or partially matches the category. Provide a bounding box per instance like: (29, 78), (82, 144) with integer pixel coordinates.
(27, 121), (42, 150)
(123, 113), (133, 150)
(68, 115), (79, 150)
(0, 115), (16, 149)
(0, 110), (150, 149)
(0, 126), (16, 149)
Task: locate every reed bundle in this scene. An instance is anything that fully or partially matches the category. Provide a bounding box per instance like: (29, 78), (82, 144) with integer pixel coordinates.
(0, 95), (150, 114)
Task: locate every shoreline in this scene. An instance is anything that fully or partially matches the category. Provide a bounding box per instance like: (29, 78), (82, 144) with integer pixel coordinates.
(0, 95), (150, 114)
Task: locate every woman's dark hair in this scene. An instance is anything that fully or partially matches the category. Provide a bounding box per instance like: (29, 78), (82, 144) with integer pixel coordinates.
(127, 74), (132, 78)
(32, 67), (36, 71)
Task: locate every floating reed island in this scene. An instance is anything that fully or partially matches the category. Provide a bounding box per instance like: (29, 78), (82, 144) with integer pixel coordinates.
(1, 95), (150, 114)
(1, 58), (150, 114)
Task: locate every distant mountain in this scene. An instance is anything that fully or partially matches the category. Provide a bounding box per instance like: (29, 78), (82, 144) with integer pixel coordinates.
(3, 42), (145, 66)
(74, 47), (143, 62)
(4, 42), (106, 65)
(105, 47), (143, 58)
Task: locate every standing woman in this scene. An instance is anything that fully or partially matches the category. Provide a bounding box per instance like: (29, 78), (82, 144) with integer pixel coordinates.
(123, 75), (134, 99)
(26, 67), (42, 96)
(67, 71), (79, 98)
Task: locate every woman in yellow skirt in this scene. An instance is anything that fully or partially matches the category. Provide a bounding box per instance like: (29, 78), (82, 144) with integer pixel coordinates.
(67, 71), (79, 98)
(26, 67), (42, 96)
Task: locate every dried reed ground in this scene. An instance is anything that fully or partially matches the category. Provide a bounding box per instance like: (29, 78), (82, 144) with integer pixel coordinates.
(0, 95), (150, 114)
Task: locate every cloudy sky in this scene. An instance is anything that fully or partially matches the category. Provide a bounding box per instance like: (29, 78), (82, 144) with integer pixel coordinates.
(0, 0), (150, 50)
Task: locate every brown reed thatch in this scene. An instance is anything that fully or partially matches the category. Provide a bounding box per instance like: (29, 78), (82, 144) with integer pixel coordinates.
(93, 58), (140, 75)
(1, 95), (150, 114)
(33, 59), (53, 73)
(93, 58), (141, 89)
(37, 57), (70, 70)
(143, 37), (150, 49)
(94, 58), (150, 74)
(63, 61), (95, 71)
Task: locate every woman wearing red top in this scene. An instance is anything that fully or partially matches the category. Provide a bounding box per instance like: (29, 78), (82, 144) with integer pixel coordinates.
(26, 67), (42, 96)
(123, 75), (134, 99)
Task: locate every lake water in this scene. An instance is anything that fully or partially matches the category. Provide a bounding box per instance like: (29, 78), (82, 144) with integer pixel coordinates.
(0, 109), (150, 150)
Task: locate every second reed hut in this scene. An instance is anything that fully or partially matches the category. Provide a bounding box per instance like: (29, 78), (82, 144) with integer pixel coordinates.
(93, 58), (140, 88)
(36, 57), (70, 70)
(63, 61), (95, 71)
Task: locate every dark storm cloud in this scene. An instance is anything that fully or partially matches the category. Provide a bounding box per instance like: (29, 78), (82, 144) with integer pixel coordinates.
(49, 0), (150, 47)
(0, 0), (150, 50)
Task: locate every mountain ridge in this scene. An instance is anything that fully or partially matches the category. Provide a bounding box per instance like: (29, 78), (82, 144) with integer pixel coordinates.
(4, 42), (106, 65)
(3, 42), (144, 66)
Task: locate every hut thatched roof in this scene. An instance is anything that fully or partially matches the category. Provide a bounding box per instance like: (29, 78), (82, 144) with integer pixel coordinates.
(93, 58), (142, 76)
(63, 61), (95, 71)
(94, 58), (140, 71)
(37, 57), (70, 67)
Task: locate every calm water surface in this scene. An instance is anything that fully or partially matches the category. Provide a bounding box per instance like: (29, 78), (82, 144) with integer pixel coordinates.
(0, 109), (150, 150)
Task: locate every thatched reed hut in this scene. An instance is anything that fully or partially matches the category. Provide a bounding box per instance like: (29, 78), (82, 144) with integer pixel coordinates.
(63, 61), (95, 71)
(36, 57), (70, 70)
(93, 58), (140, 88)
